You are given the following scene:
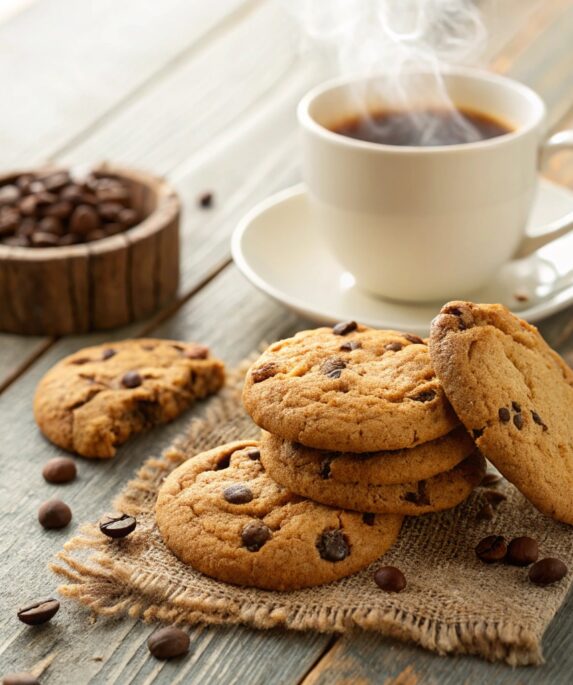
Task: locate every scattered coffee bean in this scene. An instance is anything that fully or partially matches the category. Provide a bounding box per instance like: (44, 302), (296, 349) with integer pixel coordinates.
(101, 348), (116, 360)
(480, 472), (502, 487)
(17, 598), (60, 626)
(498, 407), (510, 423)
(529, 558), (567, 586)
(340, 340), (361, 352)
(332, 320), (357, 336)
(147, 626), (190, 659)
(483, 490), (507, 507)
(121, 371), (142, 388)
(374, 566), (407, 592)
(38, 499), (72, 529)
(321, 357), (346, 379)
(242, 521), (271, 551)
(384, 342), (403, 352)
(198, 191), (214, 209)
(511, 401), (521, 413)
(316, 529), (349, 561)
(2, 672), (40, 684)
(184, 344), (209, 360)
(42, 457), (77, 484)
(223, 483), (253, 504)
(362, 512), (376, 526)
(513, 413), (524, 430)
(99, 512), (136, 539)
(251, 362), (277, 383)
(475, 535), (507, 563)
(476, 503), (494, 521)
(506, 537), (539, 566)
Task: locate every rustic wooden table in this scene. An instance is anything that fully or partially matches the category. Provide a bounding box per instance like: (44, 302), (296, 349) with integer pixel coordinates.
(1, 1), (572, 682)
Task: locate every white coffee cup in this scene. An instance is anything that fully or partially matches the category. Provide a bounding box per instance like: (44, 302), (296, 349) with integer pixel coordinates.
(298, 67), (573, 302)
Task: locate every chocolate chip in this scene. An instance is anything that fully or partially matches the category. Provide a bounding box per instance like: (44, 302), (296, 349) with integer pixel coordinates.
(198, 191), (214, 209)
(321, 357), (346, 379)
(2, 672), (40, 684)
(332, 320), (357, 336)
(241, 521), (271, 551)
(251, 362), (277, 383)
(38, 499), (72, 529)
(506, 536), (539, 566)
(122, 371), (142, 388)
(223, 483), (253, 504)
(374, 566), (406, 592)
(99, 512), (136, 539)
(476, 503), (494, 521)
(446, 306), (463, 316)
(531, 411), (547, 430)
(340, 340), (361, 352)
(404, 334), (424, 344)
(480, 472), (502, 487)
(147, 626), (190, 659)
(17, 598), (60, 626)
(411, 390), (436, 403)
(316, 529), (350, 561)
(529, 558), (567, 585)
(512, 401), (521, 413)
(472, 428), (484, 439)
(184, 344), (209, 360)
(215, 453), (231, 470)
(513, 413), (524, 430)
(384, 342), (403, 352)
(404, 480), (430, 506)
(245, 448), (260, 461)
(320, 459), (332, 479)
(101, 348), (116, 360)
(475, 535), (507, 563)
(483, 490), (507, 507)
(362, 513), (375, 526)
(42, 457), (77, 484)
(498, 407), (510, 423)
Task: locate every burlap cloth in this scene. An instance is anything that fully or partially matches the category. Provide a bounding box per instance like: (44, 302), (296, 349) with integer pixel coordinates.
(52, 360), (573, 667)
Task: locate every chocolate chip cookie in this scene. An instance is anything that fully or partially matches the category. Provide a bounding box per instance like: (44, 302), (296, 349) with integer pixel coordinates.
(34, 339), (225, 458)
(260, 426), (474, 487)
(430, 301), (573, 524)
(155, 441), (403, 590)
(243, 324), (459, 452)
(261, 441), (485, 515)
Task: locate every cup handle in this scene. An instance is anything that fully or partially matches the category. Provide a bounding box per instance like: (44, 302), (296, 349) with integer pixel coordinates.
(514, 130), (573, 259)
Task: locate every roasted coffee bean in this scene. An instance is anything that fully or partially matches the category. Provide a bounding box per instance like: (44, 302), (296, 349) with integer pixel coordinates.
(223, 483), (253, 504)
(85, 229), (107, 242)
(321, 357), (346, 379)
(198, 191), (214, 208)
(483, 490), (507, 507)
(30, 231), (60, 247)
(404, 334), (424, 344)
(340, 340), (361, 352)
(16, 218), (36, 238)
(38, 499), (72, 529)
(41, 171), (70, 192)
(60, 184), (85, 204)
(241, 521), (271, 551)
(19, 195), (38, 216)
(374, 566), (407, 592)
(0, 184), (20, 206)
(316, 529), (349, 561)
(17, 598), (60, 625)
(506, 536), (539, 566)
(2, 672), (40, 684)
(43, 200), (73, 220)
(411, 390), (436, 403)
(98, 202), (123, 221)
(475, 535), (507, 563)
(245, 448), (260, 461)
(57, 233), (81, 246)
(498, 407), (510, 423)
(38, 217), (63, 236)
(104, 222), (124, 236)
(384, 342), (403, 352)
(99, 512), (136, 539)
(101, 348), (116, 360)
(95, 185), (130, 205)
(16, 174), (34, 193)
(42, 457), (77, 484)
(476, 503), (494, 521)
(184, 344), (209, 360)
(147, 626), (190, 659)
(511, 401), (521, 413)
(118, 208), (138, 227)
(513, 413), (524, 430)
(251, 362), (277, 383)
(332, 320), (357, 336)
(2, 236), (29, 247)
(0, 207), (20, 234)
(480, 472), (502, 487)
(529, 558), (567, 585)
(69, 204), (101, 235)
(122, 371), (142, 388)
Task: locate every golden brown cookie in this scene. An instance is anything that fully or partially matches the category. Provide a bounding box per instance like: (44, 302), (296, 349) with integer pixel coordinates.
(156, 441), (403, 590)
(261, 440), (485, 515)
(260, 426), (474, 486)
(430, 301), (573, 524)
(242, 324), (459, 452)
(34, 339), (225, 458)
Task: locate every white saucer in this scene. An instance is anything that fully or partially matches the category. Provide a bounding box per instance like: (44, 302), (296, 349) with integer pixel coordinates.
(232, 181), (573, 334)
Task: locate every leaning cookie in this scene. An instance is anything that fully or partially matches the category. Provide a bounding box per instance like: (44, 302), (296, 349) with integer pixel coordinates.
(243, 323), (459, 453)
(261, 444), (485, 516)
(156, 441), (403, 591)
(260, 426), (474, 487)
(430, 300), (573, 525)
(34, 339), (225, 458)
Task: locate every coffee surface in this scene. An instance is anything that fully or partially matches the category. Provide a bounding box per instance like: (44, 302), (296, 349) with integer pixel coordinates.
(331, 107), (511, 147)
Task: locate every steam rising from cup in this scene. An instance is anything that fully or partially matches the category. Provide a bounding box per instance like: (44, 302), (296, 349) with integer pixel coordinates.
(285, 0), (489, 146)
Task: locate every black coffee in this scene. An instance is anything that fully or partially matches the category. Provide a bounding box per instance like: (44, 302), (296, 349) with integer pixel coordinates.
(331, 107), (512, 147)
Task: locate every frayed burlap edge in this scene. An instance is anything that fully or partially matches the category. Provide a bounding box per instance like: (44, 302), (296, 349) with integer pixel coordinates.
(51, 359), (567, 667)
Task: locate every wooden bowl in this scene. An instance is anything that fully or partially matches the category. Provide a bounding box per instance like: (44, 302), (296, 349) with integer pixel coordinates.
(0, 163), (180, 335)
